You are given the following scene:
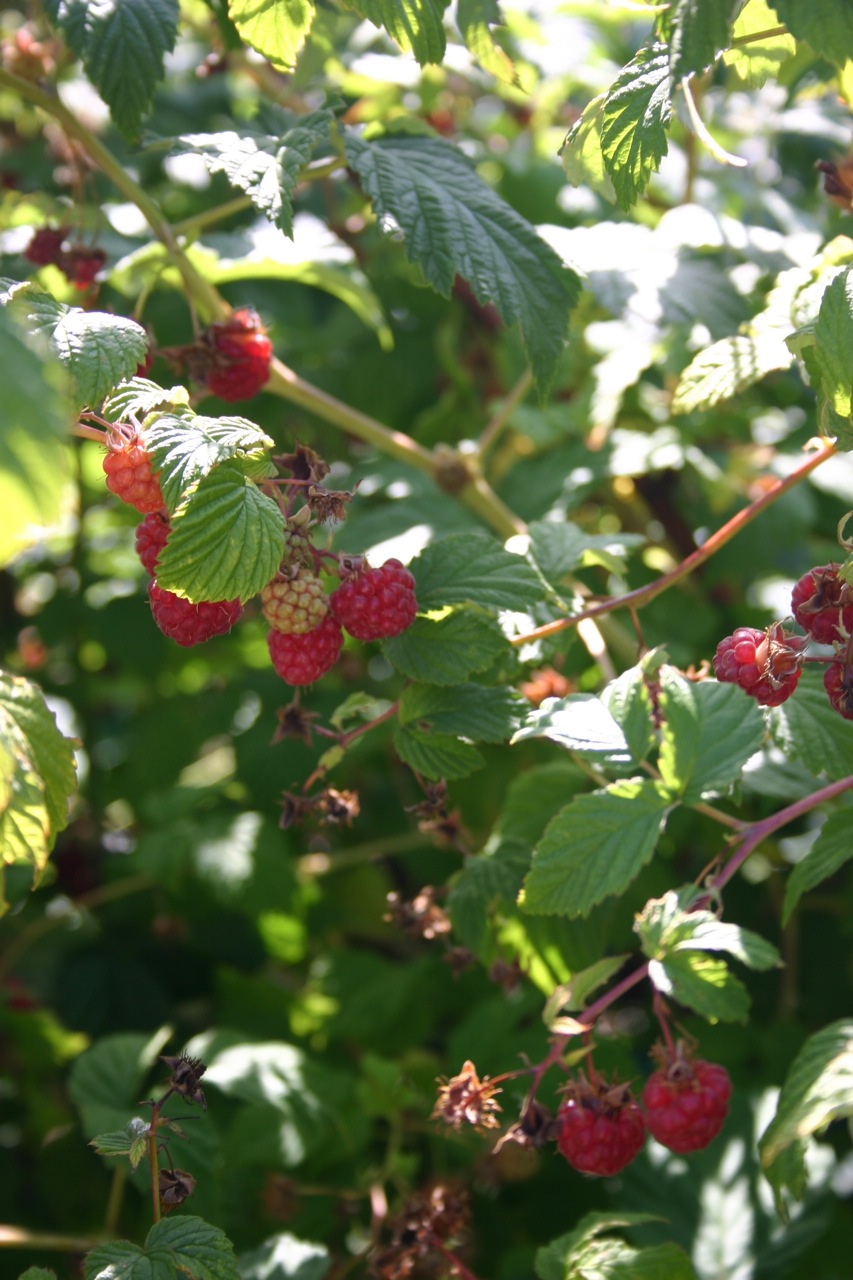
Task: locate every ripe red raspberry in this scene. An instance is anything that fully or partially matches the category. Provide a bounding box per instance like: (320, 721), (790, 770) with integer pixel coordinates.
(103, 426), (164, 514)
(205, 307), (272, 401)
(148, 583), (242, 646)
(556, 1077), (645, 1177)
(712, 623), (804, 707)
(824, 661), (853, 719)
(61, 245), (107, 290)
(330, 558), (417, 641)
(792, 563), (853, 645)
(24, 225), (67, 266)
(261, 570), (328, 635)
(268, 615), (343, 685)
(135, 511), (170, 575)
(643, 1054), (731, 1154)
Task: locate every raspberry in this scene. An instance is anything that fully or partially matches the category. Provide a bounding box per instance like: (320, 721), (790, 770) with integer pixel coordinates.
(556, 1077), (646, 1177)
(330, 559), (417, 641)
(792, 563), (853, 645)
(135, 511), (170, 575)
(261, 570), (328, 635)
(643, 1055), (731, 1154)
(24, 225), (67, 266)
(61, 245), (107, 290)
(148, 582), (242, 646)
(103, 426), (164, 514)
(824, 661), (853, 719)
(205, 308), (272, 401)
(712, 623), (804, 707)
(268, 615), (343, 685)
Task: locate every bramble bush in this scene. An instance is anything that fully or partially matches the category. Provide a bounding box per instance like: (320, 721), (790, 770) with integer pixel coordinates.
(4, 1), (853, 1278)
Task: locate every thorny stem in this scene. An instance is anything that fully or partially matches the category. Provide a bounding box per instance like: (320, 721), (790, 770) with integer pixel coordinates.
(514, 441), (836, 645)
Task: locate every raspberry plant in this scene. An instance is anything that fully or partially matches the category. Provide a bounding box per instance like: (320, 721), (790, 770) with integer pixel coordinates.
(5, 4), (853, 1280)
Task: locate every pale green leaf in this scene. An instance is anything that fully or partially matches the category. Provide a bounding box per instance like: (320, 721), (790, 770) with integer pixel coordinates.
(724, 0), (796, 86)
(769, 0), (853, 68)
(601, 43), (672, 210)
(0, 673), (76, 839)
(143, 414), (274, 511)
(771, 672), (853, 779)
(343, 131), (581, 390)
(341, 0), (447, 64)
(560, 94), (617, 203)
(520, 779), (671, 917)
(102, 379), (191, 423)
(52, 310), (147, 407)
(411, 533), (544, 610)
(398, 683), (524, 743)
(649, 952), (750, 1022)
(457, 0), (516, 84)
(672, 333), (793, 414)
(812, 267), (853, 417)
(601, 666), (655, 765)
(511, 694), (634, 766)
(227, 0), (316, 71)
(635, 889), (781, 969)
(759, 1019), (853, 1167)
(69, 1028), (173, 1139)
(154, 461), (284, 604)
(658, 670), (766, 802)
(783, 809), (853, 923)
(239, 1233), (330, 1280)
(383, 611), (510, 685)
(394, 724), (484, 779)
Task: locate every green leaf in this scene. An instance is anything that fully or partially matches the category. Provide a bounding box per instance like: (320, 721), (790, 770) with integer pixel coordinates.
(343, 131), (581, 390)
(411, 533), (544, 610)
(0, 674), (76, 840)
(783, 809), (853, 924)
(527, 520), (644, 585)
(724, 0), (796, 86)
(155, 462), (285, 604)
(560, 94), (617, 203)
(18, 1269), (57, 1280)
(46, 0), (179, 137)
(176, 109), (334, 237)
(601, 666), (655, 765)
(762, 1136), (808, 1221)
(601, 43), (672, 210)
(0, 307), (71, 566)
(511, 694), (634, 766)
(227, 0), (316, 71)
(398, 683), (525, 742)
(68, 1028), (172, 1139)
(769, 0), (853, 68)
(85, 1216), (239, 1280)
(394, 724), (484, 780)
(384, 611), (510, 685)
(144, 414), (275, 511)
(536, 1215), (694, 1280)
(812, 267), (853, 416)
(759, 1019), (853, 1168)
(238, 1233), (330, 1280)
(340, 0), (447, 64)
(672, 333), (793, 414)
(658, 670), (766, 803)
(520, 779), (671, 918)
(649, 952), (750, 1023)
(635, 889), (781, 970)
(457, 0), (516, 85)
(771, 673), (853, 780)
(89, 1117), (150, 1162)
(669, 0), (739, 80)
(102, 379), (191, 423)
(448, 844), (531, 951)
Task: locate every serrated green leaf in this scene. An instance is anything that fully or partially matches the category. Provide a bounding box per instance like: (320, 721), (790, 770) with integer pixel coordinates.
(155, 462), (284, 604)
(658, 669), (766, 803)
(520, 779), (671, 918)
(669, 0), (739, 80)
(635, 889), (781, 970)
(535, 1214), (688, 1280)
(89, 1117), (149, 1159)
(675, 918), (781, 969)
(144, 414), (274, 511)
(68, 1028), (173, 1139)
(762, 1135), (808, 1221)
(398, 683), (524, 742)
(46, 0), (179, 137)
(812, 267), (853, 416)
(723, 0), (795, 86)
(102, 379), (191, 423)
(411, 533), (544, 610)
(672, 333), (793, 413)
(783, 809), (853, 923)
(601, 43), (672, 210)
(649, 952), (750, 1023)
(511, 694), (634, 766)
(343, 131), (581, 390)
(769, 0), (853, 68)
(394, 724), (484, 779)
(0, 307), (71, 566)
(771, 672), (853, 779)
(176, 109), (333, 237)
(527, 520), (644, 587)
(384, 611), (509, 685)
(239, 1233), (330, 1280)
(457, 0), (516, 84)
(86, 1216), (238, 1280)
(448, 845), (531, 951)
(545, 956), (630, 1021)
(227, 0), (316, 71)
(601, 666), (655, 764)
(341, 0), (447, 64)
(759, 1019), (853, 1168)
(0, 674), (76, 840)
(560, 94), (618, 203)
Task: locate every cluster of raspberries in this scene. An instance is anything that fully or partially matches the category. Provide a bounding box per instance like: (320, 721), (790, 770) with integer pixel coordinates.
(104, 428), (417, 682)
(713, 563), (853, 718)
(24, 224), (107, 290)
(557, 1054), (731, 1177)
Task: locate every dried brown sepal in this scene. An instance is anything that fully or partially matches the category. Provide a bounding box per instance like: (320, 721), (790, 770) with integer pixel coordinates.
(272, 701), (318, 746)
(444, 946), (477, 977)
(433, 1060), (502, 1131)
(159, 1167), (196, 1211)
(492, 1099), (557, 1153)
(274, 443), (330, 485)
(306, 484), (354, 523)
(316, 786), (360, 826)
(386, 887), (452, 941)
(161, 1054), (207, 1110)
(278, 790), (316, 829)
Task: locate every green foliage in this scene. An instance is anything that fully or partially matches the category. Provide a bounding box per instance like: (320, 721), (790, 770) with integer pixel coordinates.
(84, 1216), (238, 1280)
(227, 0), (316, 70)
(600, 44), (672, 210)
(759, 1019), (853, 1173)
(341, 0), (447, 64)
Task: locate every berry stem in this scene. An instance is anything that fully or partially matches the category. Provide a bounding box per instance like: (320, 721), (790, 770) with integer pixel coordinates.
(653, 992), (677, 1055)
(511, 441), (836, 646)
(432, 1241), (481, 1280)
(71, 422), (108, 443)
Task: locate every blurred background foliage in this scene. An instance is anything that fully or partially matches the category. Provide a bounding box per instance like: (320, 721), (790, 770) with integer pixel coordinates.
(1, 1), (853, 1277)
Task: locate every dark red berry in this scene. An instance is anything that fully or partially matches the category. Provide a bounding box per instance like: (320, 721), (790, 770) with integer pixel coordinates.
(643, 1055), (731, 1154)
(24, 225), (67, 266)
(268, 615), (343, 685)
(148, 583), (242, 646)
(135, 511), (170, 575)
(61, 245), (107, 290)
(556, 1078), (645, 1177)
(205, 308), (272, 401)
(712, 623), (804, 707)
(103, 427), (164, 514)
(792, 563), (853, 645)
(824, 661), (853, 719)
(330, 559), (417, 641)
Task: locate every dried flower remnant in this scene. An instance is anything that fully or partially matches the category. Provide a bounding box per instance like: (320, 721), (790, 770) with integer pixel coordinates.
(433, 1060), (502, 1131)
(386, 887), (452, 941)
(159, 1167), (196, 1211)
(371, 1182), (471, 1280)
(317, 786), (360, 826)
(161, 1053), (207, 1110)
